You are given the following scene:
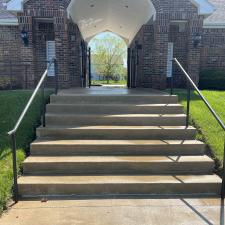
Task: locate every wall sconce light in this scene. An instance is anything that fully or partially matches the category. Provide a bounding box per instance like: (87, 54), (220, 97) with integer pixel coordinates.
(21, 28), (29, 47)
(193, 33), (202, 48)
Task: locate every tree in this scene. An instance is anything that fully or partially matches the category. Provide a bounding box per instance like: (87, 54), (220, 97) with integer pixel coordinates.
(90, 33), (127, 84)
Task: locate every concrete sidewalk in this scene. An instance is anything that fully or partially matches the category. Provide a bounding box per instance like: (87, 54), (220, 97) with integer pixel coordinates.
(0, 198), (224, 225)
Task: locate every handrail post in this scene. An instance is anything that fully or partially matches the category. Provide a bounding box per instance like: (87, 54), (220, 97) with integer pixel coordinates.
(170, 76), (174, 96)
(222, 138), (225, 199)
(170, 60), (174, 95)
(42, 79), (46, 127)
(54, 59), (58, 95)
(127, 48), (131, 88)
(88, 47), (91, 88)
(11, 133), (18, 203)
(9, 60), (13, 90)
(25, 65), (28, 90)
(186, 84), (191, 128)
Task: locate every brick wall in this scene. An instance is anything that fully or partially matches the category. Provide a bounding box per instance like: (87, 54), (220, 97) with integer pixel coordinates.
(68, 21), (84, 87)
(16, 0), (85, 88)
(168, 24), (188, 88)
(129, 25), (155, 88)
(0, 25), (26, 89)
(128, 0), (202, 89)
(0, 25), (21, 62)
(33, 21), (55, 86)
(201, 28), (225, 72)
(1, 0), (225, 90)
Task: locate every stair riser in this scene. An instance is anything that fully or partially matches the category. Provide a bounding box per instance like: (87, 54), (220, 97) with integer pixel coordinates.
(18, 183), (220, 197)
(46, 105), (184, 115)
(31, 144), (205, 156)
(23, 162), (214, 175)
(50, 96), (179, 104)
(45, 116), (186, 126)
(37, 129), (196, 140)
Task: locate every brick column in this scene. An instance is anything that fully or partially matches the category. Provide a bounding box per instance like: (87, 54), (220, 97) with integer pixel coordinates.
(186, 17), (203, 85)
(54, 15), (70, 88)
(153, 13), (169, 89)
(141, 25), (155, 88)
(18, 15), (35, 88)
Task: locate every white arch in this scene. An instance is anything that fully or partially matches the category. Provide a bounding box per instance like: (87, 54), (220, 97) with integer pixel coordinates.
(67, 0), (156, 43)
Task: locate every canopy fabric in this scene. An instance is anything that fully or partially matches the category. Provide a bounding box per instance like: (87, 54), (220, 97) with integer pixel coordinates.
(67, 0), (156, 43)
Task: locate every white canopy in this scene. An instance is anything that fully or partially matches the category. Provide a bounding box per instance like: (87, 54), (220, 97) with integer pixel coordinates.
(67, 0), (156, 43)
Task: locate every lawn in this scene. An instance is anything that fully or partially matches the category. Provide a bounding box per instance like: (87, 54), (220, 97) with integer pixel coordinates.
(0, 90), (52, 213)
(91, 79), (127, 85)
(172, 89), (225, 167)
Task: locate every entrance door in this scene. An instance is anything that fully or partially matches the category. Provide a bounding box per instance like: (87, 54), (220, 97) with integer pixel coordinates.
(167, 42), (174, 78)
(46, 41), (56, 77)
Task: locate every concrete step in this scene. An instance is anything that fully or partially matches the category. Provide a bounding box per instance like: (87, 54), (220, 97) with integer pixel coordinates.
(45, 114), (187, 126)
(23, 155), (214, 175)
(46, 104), (184, 115)
(36, 126), (196, 140)
(50, 95), (179, 104)
(31, 139), (205, 156)
(18, 175), (221, 197)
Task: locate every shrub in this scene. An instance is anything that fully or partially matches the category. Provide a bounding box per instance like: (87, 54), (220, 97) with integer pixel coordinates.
(199, 69), (225, 90)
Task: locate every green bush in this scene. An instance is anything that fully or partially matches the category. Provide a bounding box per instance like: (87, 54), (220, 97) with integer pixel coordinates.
(199, 70), (225, 90)
(0, 77), (11, 90)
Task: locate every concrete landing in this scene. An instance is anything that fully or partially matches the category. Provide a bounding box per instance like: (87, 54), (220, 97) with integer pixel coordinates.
(1, 198), (224, 225)
(57, 87), (167, 96)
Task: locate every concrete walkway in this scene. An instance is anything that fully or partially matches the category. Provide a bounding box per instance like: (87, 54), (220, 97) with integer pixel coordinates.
(0, 198), (224, 225)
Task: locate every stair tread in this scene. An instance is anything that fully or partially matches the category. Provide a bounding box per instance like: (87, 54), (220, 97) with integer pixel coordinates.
(46, 114), (187, 117)
(18, 174), (221, 184)
(32, 139), (204, 146)
(24, 155), (213, 163)
(48, 103), (182, 107)
(56, 94), (177, 97)
(38, 126), (196, 130)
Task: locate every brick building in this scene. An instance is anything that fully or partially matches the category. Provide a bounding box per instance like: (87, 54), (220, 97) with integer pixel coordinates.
(0, 0), (225, 89)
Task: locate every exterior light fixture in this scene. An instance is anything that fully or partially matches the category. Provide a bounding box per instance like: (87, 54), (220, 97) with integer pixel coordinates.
(21, 28), (29, 47)
(193, 33), (202, 48)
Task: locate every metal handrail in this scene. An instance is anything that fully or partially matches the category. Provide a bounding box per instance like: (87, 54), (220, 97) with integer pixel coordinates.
(8, 58), (58, 203)
(172, 57), (225, 198)
(8, 61), (52, 136)
(88, 47), (92, 88)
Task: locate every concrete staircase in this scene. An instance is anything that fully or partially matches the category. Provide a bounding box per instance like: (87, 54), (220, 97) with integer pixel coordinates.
(18, 90), (221, 197)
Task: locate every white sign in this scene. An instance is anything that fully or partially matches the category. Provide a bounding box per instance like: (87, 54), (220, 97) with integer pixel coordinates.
(46, 41), (56, 77)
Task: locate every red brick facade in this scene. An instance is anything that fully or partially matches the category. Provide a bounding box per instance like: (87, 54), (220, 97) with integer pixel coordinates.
(201, 28), (225, 71)
(0, 0), (225, 89)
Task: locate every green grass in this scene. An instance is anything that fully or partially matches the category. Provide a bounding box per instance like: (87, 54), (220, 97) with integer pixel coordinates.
(171, 89), (225, 166)
(0, 90), (53, 213)
(91, 80), (127, 85)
